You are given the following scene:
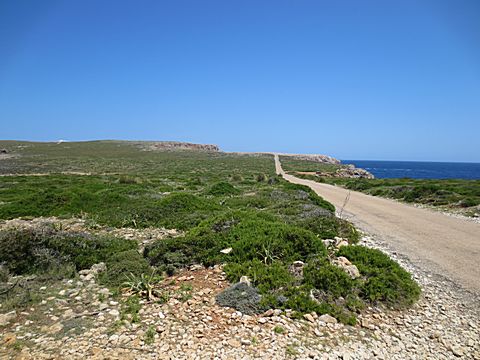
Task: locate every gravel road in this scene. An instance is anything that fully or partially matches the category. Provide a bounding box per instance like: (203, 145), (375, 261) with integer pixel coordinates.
(275, 154), (480, 295)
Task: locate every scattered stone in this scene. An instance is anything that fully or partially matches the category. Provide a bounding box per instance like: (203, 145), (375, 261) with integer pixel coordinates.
(189, 264), (203, 271)
(264, 309), (275, 317)
(332, 257), (361, 279)
(0, 311), (16, 326)
(220, 247), (233, 254)
(303, 313), (316, 323)
(318, 314), (337, 324)
(1, 227), (479, 360)
(47, 322), (64, 334)
(239, 276), (251, 286)
(451, 346), (465, 357)
(90, 262), (107, 274)
(258, 317), (268, 324)
(288, 260), (305, 278)
(240, 339), (251, 346)
(108, 309), (120, 318)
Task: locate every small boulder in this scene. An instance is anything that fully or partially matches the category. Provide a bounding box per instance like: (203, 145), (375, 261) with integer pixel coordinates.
(332, 257), (361, 279)
(303, 313), (315, 323)
(336, 241), (349, 248)
(47, 322), (64, 334)
(344, 265), (360, 279)
(220, 248), (233, 254)
(90, 262), (107, 274)
(318, 314), (337, 324)
(239, 276), (251, 286)
(0, 311), (16, 326)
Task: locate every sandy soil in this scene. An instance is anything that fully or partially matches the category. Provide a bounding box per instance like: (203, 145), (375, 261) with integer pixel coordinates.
(275, 154), (480, 295)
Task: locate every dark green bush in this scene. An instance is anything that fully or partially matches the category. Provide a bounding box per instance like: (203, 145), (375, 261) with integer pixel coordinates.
(47, 233), (137, 270)
(0, 228), (46, 274)
(146, 210), (327, 270)
(207, 182), (240, 196)
(0, 227), (137, 275)
(303, 260), (355, 299)
(284, 291), (331, 315)
(282, 182), (335, 212)
(337, 246), (421, 308)
(228, 220), (327, 264)
(295, 216), (359, 243)
(100, 250), (151, 287)
(0, 265), (10, 282)
(144, 236), (198, 270)
(224, 260), (294, 293)
(256, 174), (267, 182)
(459, 197), (479, 208)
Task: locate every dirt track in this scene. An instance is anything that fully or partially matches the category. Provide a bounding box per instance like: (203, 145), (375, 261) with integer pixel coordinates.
(275, 154), (480, 294)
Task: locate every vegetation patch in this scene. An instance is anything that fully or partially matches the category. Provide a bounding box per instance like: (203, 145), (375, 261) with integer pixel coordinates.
(0, 141), (421, 325)
(337, 246), (421, 308)
(207, 182), (240, 196)
(0, 227), (137, 276)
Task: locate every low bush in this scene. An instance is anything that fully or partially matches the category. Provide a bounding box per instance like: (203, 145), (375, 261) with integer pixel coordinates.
(303, 260), (355, 299)
(224, 260), (294, 293)
(46, 232), (137, 270)
(146, 211), (327, 271)
(294, 216), (359, 243)
(207, 182), (240, 196)
(100, 250), (151, 287)
(0, 227), (137, 276)
(281, 182), (335, 213)
(216, 282), (267, 315)
(337, 246), (421, 308)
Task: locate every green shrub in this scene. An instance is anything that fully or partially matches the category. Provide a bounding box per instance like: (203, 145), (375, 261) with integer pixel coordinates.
(47, 233), (137, 270)
(228, 220), (327, 264)
(0, 265), (10, 282)
(100, 250), (151, 287)
(303, 260), (355, 299)
(337, 246), (421, 308)
(295, 216), (359, 243)
(0, 227), (138, 276)
(121, 295), (142, 323)
(256, 174), (267, 182)
(224, 260), (294, 293)
(144, 235), (213, 270)
(146, 211), (327, 270)
(282, 182), (335, 212)
(459, 197), (479, 208)
(283, 291), (331, 315)
(0, 228), (46, 274)
(207, 182), (240, 196)
(118, 176), (142, 184)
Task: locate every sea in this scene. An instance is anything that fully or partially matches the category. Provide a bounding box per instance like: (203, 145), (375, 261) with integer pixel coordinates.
(341, 160), (480, 180)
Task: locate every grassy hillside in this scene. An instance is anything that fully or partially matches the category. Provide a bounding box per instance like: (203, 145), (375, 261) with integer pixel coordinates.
(0, 141), (420, 325)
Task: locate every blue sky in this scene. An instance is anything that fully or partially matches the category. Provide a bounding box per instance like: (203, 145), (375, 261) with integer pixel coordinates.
(1, 1), (479, 162)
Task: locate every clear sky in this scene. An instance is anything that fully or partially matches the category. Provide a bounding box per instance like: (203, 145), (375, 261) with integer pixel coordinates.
(1, 1), (479, 162)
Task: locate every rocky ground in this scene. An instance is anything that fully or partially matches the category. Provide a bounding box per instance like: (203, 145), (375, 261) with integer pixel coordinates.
(1, 224), (479, 359)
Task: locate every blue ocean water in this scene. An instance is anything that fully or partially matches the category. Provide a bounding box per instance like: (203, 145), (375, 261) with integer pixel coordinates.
(342, 160), (480, 180)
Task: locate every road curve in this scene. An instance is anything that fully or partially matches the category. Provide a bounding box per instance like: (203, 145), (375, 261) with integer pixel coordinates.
(275, 154), (480, 294)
